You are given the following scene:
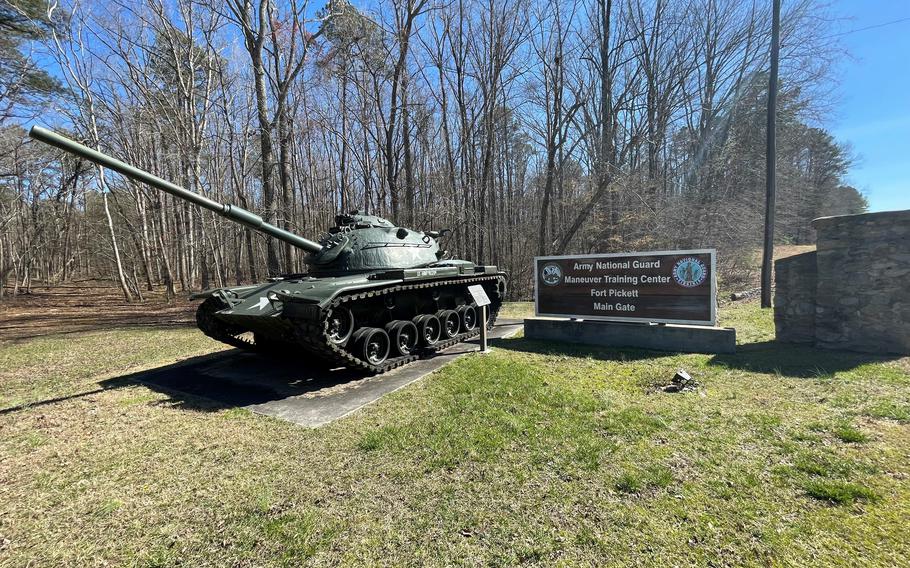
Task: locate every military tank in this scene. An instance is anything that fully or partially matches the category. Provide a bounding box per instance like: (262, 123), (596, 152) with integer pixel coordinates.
(30, 126), (506, 373)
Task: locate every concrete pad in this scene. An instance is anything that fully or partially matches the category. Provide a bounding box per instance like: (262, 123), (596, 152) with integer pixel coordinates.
(524, 317), (735, 354)
(134, 319), (523, 427)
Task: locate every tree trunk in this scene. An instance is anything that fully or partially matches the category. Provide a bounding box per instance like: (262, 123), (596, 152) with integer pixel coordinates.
(102, 191), (132, 302)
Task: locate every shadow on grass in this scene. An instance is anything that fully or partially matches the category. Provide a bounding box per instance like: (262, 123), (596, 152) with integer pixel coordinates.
(0, 351), (371, 415)
(493, 336), (896, 378)
(708, 341), (898, 378)
(0, 380), (131, 415)
(101, 350), (371, 412)
(2, 321), (527, 417)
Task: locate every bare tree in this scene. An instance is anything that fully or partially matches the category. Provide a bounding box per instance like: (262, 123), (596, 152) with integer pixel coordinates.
(0, 0), (858, 302)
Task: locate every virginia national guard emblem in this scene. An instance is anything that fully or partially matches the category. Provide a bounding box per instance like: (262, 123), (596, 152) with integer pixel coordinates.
(672, 257), (707, 288)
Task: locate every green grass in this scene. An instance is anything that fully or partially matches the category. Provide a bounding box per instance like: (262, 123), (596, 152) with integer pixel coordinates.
(1, 300), (909, 566)
(498, 301), (535, 319)
(801, 480), (881, 505)
(831, 422), (870, 444)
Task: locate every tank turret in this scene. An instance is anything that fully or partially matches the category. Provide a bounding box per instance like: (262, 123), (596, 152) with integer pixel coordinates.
(308, 211), (451, 274)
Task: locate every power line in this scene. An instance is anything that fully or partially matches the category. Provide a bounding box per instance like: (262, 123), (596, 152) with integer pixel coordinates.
(829, 16), (910, 38)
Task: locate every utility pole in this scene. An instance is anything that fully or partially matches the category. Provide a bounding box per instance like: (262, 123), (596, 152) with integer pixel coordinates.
(761, 0), (781, 309)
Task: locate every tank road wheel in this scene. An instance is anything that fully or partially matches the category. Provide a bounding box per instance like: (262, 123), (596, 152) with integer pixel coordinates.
(386, 320), (419, 356)
(413, 314), (441, 347)
(326, 306), (355, 346)
(456, 304), (477, 332)
(351, 327), (390, 365)
(436, 310), (460, 339)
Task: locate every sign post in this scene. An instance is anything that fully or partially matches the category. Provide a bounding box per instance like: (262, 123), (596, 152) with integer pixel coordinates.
(467, 284), (492, 353)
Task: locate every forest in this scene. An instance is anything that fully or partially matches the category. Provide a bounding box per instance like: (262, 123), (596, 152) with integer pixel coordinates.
(0, 0), (867, 301)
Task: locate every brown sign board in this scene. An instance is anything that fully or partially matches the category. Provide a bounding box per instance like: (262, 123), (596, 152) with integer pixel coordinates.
(535, 250), (717, 326)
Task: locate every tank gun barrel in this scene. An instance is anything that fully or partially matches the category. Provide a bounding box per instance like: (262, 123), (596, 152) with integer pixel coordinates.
(29, 125), (324, 254)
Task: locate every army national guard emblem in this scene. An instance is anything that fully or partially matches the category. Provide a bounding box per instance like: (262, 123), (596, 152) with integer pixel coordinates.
(673, 257), (707, 288)
(541, 263), (562, 286)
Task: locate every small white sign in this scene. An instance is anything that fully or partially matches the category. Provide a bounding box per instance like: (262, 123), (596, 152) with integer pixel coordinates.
(467, 284), (491, 307)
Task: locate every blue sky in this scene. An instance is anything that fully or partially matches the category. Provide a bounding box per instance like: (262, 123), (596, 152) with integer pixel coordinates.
(829, 1), (910, 212)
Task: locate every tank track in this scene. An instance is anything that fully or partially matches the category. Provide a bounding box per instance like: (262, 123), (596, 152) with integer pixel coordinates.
(197, 274), (505, 374)
(196, 297), (256, 350)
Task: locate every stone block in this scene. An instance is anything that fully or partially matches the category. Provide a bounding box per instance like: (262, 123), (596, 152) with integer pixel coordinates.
(774, 251), (817, 344)
(811, 209), (909, 354)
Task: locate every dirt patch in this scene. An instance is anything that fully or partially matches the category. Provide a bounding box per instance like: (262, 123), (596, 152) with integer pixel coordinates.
(0, 280), (197, 342)
(723, 244), (817, 300)
(773, 244), (816, 260)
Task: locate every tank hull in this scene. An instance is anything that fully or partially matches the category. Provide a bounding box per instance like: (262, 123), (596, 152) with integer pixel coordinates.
(194, 267), (506, 373)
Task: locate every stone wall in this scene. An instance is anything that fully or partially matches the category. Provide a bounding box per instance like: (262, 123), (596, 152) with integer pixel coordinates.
(774, 209), (910, 355)
(774, 251), (816, 344)
(813, 210), (910, 353)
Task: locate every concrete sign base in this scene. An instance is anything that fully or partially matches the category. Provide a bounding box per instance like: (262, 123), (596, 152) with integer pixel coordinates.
(524, 317), (735, 354)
